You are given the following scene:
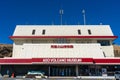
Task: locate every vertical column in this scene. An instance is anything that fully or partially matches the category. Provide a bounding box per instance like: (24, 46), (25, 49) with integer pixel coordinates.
(76, 65), (79, 76)
(48, 66), (50, 77)
(0, 65), (1, 73)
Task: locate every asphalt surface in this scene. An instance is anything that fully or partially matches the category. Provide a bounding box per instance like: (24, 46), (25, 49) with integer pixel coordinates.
(0, 78), (116, 80)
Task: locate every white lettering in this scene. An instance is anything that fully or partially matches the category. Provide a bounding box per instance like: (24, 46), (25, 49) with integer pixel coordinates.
(43, 58), (82, 63)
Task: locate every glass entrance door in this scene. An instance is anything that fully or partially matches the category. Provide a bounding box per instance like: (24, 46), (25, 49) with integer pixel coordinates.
(50, 66), (75, 76)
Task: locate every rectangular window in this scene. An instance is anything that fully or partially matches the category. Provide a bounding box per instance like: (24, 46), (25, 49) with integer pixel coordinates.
(57, 38), (67, 43)
(42, 29), (45, 35)
(78, 29), (81, 35)
(88, 29), (91, 35)
(97, 40), (110, 46)
(32, 29), (35, 35)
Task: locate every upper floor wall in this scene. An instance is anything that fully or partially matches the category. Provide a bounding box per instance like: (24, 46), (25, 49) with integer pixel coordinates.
(11, 25), (116, 58)
(12, 25), (114, 36)
(13, 43), (105, 58)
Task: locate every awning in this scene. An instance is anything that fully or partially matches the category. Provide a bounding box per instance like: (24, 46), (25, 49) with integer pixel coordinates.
(93, 58), (120, 65)
(0, 58), (32, 64)
(32, 58), (93, 64)
(0, 58), (120, 65)
(0, 58), (93, 65)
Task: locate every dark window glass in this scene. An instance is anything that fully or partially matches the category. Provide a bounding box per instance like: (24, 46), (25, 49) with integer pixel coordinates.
(32, 29), (35, 35)
(42, 29), (45, 35)
(97, 40), (110, 46)
(78, 29), (81, 35)
(57, 38), (67, 43)
(88, 29), (91, 35)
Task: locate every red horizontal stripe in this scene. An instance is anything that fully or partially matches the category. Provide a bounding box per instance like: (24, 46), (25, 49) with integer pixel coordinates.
(32, 58), (93, 63)
(9, 36), (118, 39)
(0, 58), (93, 64)
(94, 59), (120, 63)
(32, 58), (43, 62)
(0, 59), (32, 63)
(0, 58), (120, 64)
(82, 58), (93, 62)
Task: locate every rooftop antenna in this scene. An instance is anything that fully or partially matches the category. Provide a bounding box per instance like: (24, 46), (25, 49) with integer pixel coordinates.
(59, 9), (64, 25)
(100, 22), (103, 25)
(82, 9), (86, 25)
(65, 21), (67, 25)
(78, 22), (80, 25)
(52, 21), (54, 25)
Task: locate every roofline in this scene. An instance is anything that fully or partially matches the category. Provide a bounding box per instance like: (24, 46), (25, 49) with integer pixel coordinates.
(16, 25), (110, 26)
(9, 36), (118, 39)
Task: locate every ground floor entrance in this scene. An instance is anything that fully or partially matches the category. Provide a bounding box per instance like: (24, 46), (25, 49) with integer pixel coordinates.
(0, 65), (119, 77)
(50, 66), (75, 76)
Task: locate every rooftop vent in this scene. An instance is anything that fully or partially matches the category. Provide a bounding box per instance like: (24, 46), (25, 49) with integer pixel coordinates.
(78, 29), (81, 35)
(32, 29), (36, 35)
(88, 29), (91, 35)
(42, 29), (46, 35)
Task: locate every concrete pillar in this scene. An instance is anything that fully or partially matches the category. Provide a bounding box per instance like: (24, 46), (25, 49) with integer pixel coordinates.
(0, 65), (1, 72)
(48, 66), (50, 77)
(76, 65), (79, 76)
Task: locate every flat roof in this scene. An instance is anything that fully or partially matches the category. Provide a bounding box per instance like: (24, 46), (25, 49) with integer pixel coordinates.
(12, 25), (114, 36)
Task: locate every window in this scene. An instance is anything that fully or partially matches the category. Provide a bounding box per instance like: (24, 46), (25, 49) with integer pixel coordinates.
(97, 40), (110, 46)
(88, 29), (91, 35)
(42, 29), (45, 35)
(78, 29), (81, 35)
(32, 29), (35, 35)
(55, 38), (67, 43)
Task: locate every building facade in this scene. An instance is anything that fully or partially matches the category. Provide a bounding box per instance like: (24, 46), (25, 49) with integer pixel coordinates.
(0, 25), (120, 77)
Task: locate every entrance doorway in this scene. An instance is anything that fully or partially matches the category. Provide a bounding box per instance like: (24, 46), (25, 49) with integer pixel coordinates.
(50, 66), (75, 76)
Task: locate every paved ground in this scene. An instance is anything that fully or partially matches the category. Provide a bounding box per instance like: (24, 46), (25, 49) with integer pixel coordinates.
(0, 78), (116, 80)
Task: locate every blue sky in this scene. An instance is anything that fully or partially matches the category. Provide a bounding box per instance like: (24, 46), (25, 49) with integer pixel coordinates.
(0, 0), (120, 44)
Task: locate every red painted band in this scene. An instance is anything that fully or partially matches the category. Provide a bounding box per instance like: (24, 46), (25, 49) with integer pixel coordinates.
(9, 36), (118, 39)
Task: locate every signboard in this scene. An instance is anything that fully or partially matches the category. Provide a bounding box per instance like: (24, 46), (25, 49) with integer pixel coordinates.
(102, 68), (107, 76)
(51, 45), (73, 48)
(32, 58), (93, 64)
(0, 58), (93, 64)
(42, 58), (82, 63)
